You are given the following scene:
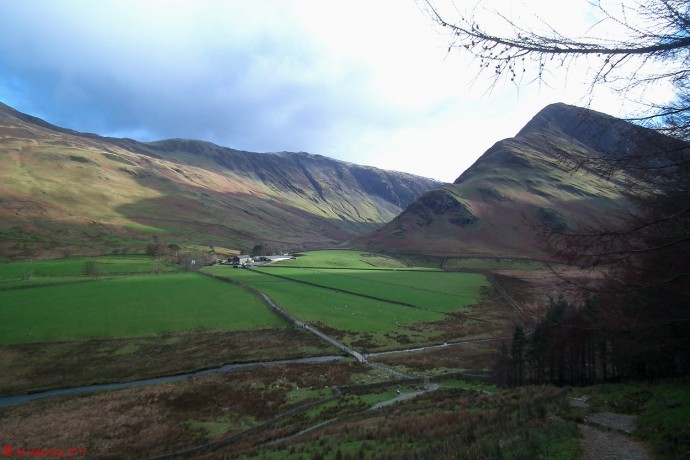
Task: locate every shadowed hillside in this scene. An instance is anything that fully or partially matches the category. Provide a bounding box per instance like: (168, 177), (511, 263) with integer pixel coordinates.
(0, 102), (441, 259)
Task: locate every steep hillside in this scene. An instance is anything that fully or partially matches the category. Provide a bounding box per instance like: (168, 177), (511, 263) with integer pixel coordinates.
(358, 103), (689, 260)
(0, 102), (441, 259)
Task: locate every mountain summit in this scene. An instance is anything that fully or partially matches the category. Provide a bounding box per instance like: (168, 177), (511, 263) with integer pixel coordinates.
(0, 102), (441, 259)
(358, 103), (688, 259)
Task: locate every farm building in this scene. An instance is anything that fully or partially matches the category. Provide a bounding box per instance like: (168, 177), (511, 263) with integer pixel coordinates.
(231, 255), (253, 266)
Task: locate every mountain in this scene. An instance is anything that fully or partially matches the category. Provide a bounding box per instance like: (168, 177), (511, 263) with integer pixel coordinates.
(0, 102), (441, 259)
(357, 103), (689, 260)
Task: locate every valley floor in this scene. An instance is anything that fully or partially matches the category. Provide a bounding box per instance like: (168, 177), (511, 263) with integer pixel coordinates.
(1, 253), (687, 458)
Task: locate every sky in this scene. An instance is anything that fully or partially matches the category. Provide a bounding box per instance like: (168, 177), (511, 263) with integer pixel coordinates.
(0, 0), (667, 182)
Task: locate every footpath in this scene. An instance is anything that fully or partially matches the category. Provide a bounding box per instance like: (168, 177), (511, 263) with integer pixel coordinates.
(569, 396), (652, 460)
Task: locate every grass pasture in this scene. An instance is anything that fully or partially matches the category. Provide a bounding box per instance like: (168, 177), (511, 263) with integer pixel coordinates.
(207, 266), (444, 333)
(0, 272), (285, 344)
(255, 267), (489, 313)
(206, 262), (497, 351)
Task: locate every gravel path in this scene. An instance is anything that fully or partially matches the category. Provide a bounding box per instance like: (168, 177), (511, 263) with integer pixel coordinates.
(587, 412), (637, 434)
(578, 424), (651, 460)
(572, 397), (652, 459)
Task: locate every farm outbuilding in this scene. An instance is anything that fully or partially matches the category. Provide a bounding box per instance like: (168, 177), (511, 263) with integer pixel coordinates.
(257, 255), (293, 263)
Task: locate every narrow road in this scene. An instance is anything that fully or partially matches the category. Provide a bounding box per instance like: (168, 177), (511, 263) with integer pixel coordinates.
(369, 383), (439, 410)
(254, 291), (367, 363)
(365, 336), (510, 358)
(252, 285), (427, 380)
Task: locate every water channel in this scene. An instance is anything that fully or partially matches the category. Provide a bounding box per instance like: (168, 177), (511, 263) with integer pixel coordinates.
(0, 355), (344, 408)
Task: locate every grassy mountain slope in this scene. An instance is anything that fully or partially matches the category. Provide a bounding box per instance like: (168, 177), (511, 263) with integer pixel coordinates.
(0, 102), (441, 259)
(357, 103), (688, 260)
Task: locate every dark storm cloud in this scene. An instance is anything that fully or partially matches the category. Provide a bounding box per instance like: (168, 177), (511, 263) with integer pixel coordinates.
(3, 1), (604, 181)
(0, 1), (410, 157)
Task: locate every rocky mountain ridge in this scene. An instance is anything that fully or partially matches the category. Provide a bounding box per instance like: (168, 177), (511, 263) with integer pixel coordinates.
(0, 102), (441, 258)
(358, 103), (689, 260)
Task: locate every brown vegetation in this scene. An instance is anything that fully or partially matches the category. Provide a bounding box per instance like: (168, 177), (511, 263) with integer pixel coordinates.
(238, 385), (578, 459)
(370, 341), (497, 375)
(0, 328), (335, 395)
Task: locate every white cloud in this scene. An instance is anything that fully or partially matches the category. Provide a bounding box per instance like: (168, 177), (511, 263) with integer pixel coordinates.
(0, 0), (673, 182)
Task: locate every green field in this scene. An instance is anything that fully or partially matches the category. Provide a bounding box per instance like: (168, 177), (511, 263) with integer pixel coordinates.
(207, 266), (445, 332)
(0, 255), (178, 281)
(274, 250), (420, 270)
(443, 257), (547, 271)
(0, 250), (491, 346)
(254, 267), (489, 313)
(0, 272), (285, 344)
(206, 265), (489, 337)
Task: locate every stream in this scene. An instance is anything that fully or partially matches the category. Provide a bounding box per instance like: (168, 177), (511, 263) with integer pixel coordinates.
(0, 355), (344, 409)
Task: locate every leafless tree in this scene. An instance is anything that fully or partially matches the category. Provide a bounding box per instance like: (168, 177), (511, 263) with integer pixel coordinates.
(421, 0), (690, 136)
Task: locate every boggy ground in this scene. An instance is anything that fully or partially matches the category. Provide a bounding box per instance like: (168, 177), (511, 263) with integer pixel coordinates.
(209, 382), (688, 459)
(0, 360), (391, 459)
(0, 328), (335, 395)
